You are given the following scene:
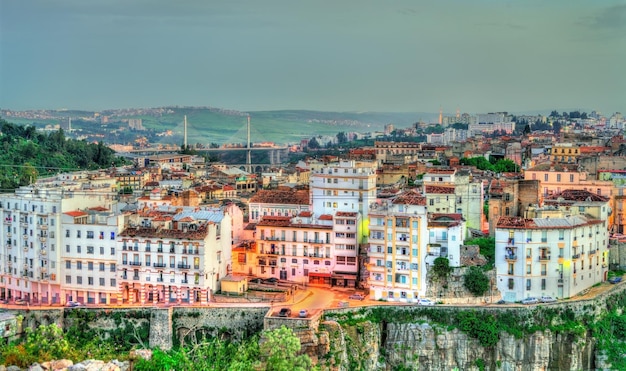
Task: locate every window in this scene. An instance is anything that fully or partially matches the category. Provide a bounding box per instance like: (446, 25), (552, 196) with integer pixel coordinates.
(526, 279), (531, 291)
(526, 263), (531, 274)
(77, 276), (83, 284)
(66, 230), (70, 238)
(66, 275), (71, 284)
(541, 278), (546, 290)
(99, 277), (105, 286)
(88, 277), (94, 285)
(66, 245), (70, 253)
(110, 263), (116, 272)
(110, 278), (116, 287)
(556, 174), (561, 182)
(570, 174), (574, 182)
(88, 262), (93, 271)
(558, 230), (564, 241)
(544, 174), (548, 181)
(99, 263), (105, 271)
(77, 261), (82, 270)
(77, 245), (82, 253)
(65, 261), (71, 269)
(87, 246), (94, 254)
(100, 246), (104, 255)
(111, 247), (115, 255)
(76, 231), (81, 238)
(87, 231), (94, 239)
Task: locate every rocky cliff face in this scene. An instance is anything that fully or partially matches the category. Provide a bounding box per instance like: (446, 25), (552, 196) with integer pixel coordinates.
(306, 321), (601, 371)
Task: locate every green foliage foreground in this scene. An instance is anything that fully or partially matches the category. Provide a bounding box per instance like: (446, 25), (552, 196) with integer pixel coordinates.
(0, 323), (314, 371)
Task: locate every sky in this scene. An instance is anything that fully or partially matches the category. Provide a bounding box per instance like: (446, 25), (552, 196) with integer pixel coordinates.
(0, 0), (625, 115)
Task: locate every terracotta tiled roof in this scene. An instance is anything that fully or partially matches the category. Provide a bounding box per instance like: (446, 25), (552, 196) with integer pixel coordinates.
(424, 185), (455, 194)
(249, 189), (309, 205)
(544, 189), (609, 203)
(65, 211), (88, 217)
(392, 190), (427, 205)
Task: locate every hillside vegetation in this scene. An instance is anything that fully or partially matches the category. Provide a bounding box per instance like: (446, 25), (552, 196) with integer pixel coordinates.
(0, 119), (126, 191)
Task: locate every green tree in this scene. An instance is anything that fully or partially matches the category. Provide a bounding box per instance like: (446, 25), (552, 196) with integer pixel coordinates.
(463, 266), (490, 296)
(24, 323), (72, 362)
(336, 132), (348, 144)
(432, 257), (452, 280)
(307, 137), (320, 149)
(260, 326), (314, 371)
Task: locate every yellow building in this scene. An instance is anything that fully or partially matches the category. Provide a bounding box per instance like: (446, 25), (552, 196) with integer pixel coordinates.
(548, 143), (580, 163)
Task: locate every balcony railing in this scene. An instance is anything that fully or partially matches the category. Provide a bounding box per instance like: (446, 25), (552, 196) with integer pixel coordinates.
(129, 261), (142, 266)
(133, 276), (140, 280)
(153, 262), (167, 268)
(572, 254), (580, 259)
(505, 254), (517, 261)
(157, 278), (164, 282)
(538, 256), (550, 261)
(177, 263), (191, 269)
(181, 279), (188, 284)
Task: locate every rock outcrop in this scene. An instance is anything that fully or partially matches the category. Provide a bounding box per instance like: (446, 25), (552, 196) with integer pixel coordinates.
(305, 321), (601, 371)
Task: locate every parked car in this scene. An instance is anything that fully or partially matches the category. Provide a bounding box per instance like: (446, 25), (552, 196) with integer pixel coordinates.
(522, 297), (539, 305)
(278, 308), (291, 317)
(348, 293), (365, 301)
(496, 299), (507, 305)
(609, 276), (623, 284)
(416, 299), (435, 306)
(14, 299), (27, 305)
(264, 278), (279, 284)
(298, 309), (308, 318)
(249, 278), (263, 284)
(540, 296), (557, 303)
(66, 301), (82, 307)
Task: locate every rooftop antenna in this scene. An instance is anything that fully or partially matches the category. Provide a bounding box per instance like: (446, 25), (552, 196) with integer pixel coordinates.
(183, 115), (188, 149)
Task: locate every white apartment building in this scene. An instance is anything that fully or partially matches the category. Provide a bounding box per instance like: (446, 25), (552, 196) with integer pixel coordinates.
(0, 182), (117, 305)
(310, 159), (377, 241)
(367, 191), (429, 302)
(426, 214), (466, 268)
(61, 207), (123, 304)
(117, 206), (233, 305)
(495, 189), (610, 303)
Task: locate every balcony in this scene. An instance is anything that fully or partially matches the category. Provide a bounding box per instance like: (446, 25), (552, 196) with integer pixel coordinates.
(145, 247), (151, 252)
(121, 275), (128, 280)
(505, 254), (517, 261)
(23, 234), (28, 240)
(6, 232), (11, 238)
(181, 279), (189, 284)
(177, 263), (191, 269)
(572, 254), (580, 259)
(39, 237), (47, 243)
(39, 249), (46, 256)
(129, 261), (142, 266)
(538, 256), (550, 262)
(589, 249), (597, 255)
(37, 224), (48, 230)
(157, 247), (164, 253)
(157, 278), (164, 282)
(153, 262), (167, 268)
(3, 219), (11, 225)
(133, 276), (140, 280)
(23, 246), (28, 252)
(169, 248), (175, 253)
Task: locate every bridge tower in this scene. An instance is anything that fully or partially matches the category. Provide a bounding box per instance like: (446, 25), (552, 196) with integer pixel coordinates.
(183, 115), (188, 149)
(247, 115), (252, 172)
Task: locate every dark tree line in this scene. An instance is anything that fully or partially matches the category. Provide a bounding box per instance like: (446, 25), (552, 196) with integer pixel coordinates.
(0, 119), (126, 190)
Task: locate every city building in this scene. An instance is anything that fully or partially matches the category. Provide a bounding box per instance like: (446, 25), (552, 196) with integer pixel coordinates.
(253, 211), (360, 287)
(495, 190), (610, 302)
(248, 189), (310, 223)
(117, 206), (234, 305)
(61, 207), (123, 304)
(366, 190), (428, 302)
(309, 159), (377, 241)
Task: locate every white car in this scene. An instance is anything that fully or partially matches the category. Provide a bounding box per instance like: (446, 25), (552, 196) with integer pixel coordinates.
(416, 299), (435, 306)
(540, 296), (557, 303)
(521, 297), (539, 305)
(66, 301), (82, 307)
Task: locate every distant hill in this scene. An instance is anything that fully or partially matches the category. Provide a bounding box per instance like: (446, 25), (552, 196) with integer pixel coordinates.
(3, 106), (438, 145)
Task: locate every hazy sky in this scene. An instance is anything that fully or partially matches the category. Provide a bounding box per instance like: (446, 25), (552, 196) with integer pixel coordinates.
(1, 0), (624, 114)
